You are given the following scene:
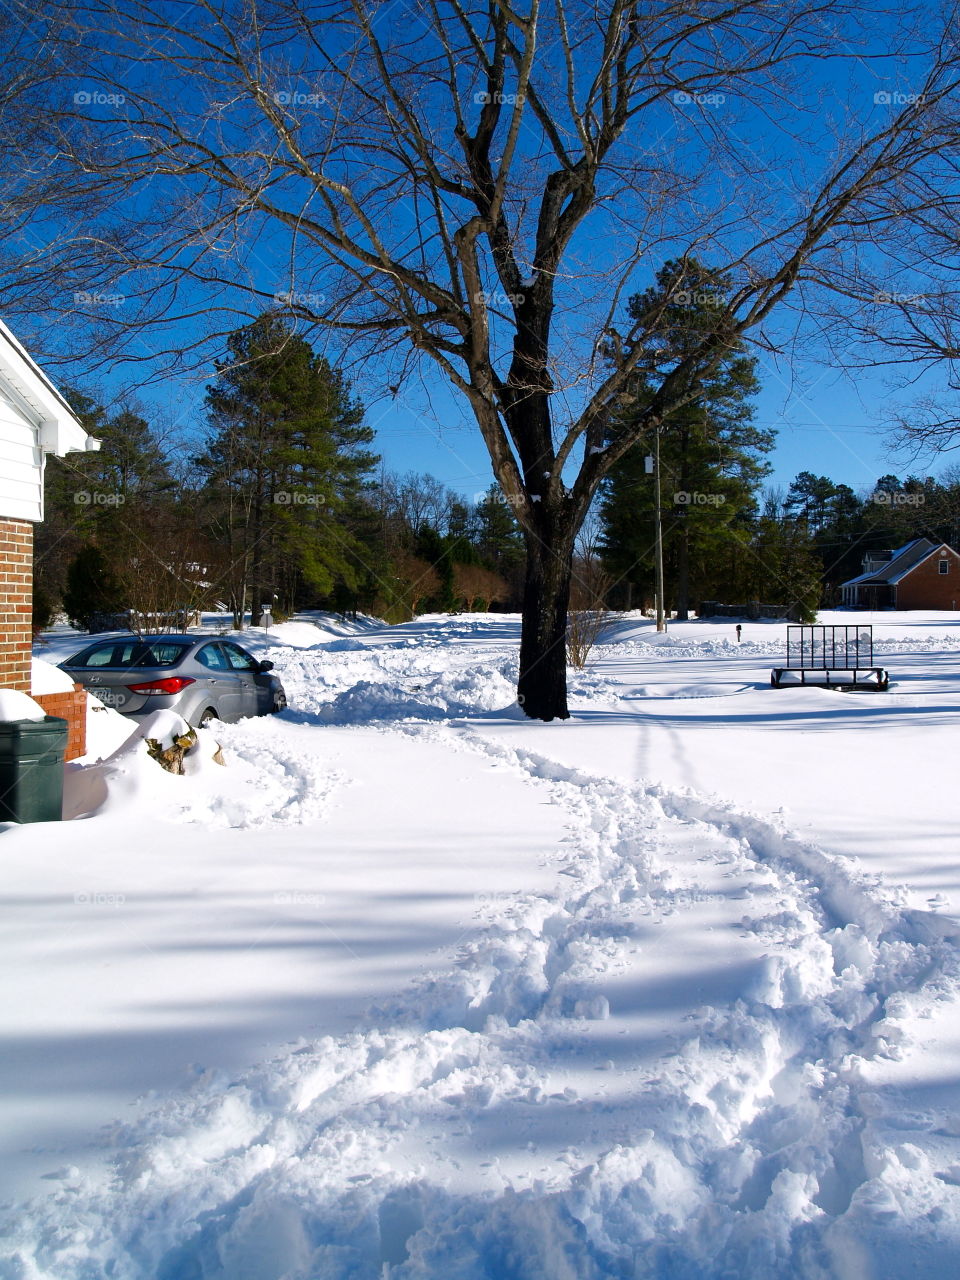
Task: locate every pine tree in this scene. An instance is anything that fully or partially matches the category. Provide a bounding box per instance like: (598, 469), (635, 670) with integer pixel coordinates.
(742, 517), (822, 621)
(37, 392), (175, 617)
(62, 544), (125, 629)
(414, 525), (457, 613)
(600, 262), (773, 618)
(446, 501), (481, 567)
(474, 486), (524, 573)
(198, 314), (377, 624)
(783, 472), (838, 532)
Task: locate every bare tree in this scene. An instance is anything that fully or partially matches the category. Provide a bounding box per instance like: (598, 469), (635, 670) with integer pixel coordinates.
(3, 0), (960, 717)
(454, 562), (509, 612)
(387, 549), (441, 620)
(378, 471), (460, 539)
(567, 568), (612, 671)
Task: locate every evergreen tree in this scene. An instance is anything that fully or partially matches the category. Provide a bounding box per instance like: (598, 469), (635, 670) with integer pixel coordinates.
(783, 472), (838, 532)
(36, 392), (175, 616)
(411, 525), (454, 612)
(742, 516), (822, 621)
(446, 501), (481, 567)
(474, 486), (524, 574)
(62, 544), (125, 629)
(198, 314), (377, 624)
(89, 408), (173, 503)
(600, 262), (773, 617)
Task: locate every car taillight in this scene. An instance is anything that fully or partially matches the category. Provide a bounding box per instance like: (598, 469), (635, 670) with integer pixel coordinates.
(126, 677), (195, 695)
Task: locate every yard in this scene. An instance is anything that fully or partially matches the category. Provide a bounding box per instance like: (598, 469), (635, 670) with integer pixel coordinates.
(3, 609), (960, 1278)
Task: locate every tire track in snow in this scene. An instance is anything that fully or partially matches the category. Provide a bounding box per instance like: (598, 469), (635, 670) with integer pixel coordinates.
(6, 721), (960, 1279)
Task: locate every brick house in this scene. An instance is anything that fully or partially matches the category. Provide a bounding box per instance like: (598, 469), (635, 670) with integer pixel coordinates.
(0, 319), (99, 692)
(840, 538), (960, 610)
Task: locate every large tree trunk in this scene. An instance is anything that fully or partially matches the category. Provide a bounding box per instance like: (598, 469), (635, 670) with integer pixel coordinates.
(517, 516), (574, 722)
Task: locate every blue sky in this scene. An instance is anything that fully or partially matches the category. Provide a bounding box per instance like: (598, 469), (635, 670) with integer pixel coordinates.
(27, 3), (954, 508)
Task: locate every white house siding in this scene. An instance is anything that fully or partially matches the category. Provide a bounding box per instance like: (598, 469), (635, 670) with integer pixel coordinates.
(0, 386), (43, 523)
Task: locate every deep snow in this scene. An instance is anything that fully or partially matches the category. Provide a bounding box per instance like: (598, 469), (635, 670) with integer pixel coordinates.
(3, 611), (960, 1277)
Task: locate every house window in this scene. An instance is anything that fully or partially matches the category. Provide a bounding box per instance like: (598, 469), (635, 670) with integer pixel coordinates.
(939, 560), (949, 574)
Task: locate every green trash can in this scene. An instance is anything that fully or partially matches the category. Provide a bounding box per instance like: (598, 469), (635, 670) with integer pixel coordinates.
(0, 716), (68, 823)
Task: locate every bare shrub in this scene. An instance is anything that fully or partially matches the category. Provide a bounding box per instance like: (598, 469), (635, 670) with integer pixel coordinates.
(567, 550), (612, 669)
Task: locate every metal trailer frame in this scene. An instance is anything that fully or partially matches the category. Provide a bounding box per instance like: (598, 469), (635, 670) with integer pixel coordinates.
(770, 625), (889, 690)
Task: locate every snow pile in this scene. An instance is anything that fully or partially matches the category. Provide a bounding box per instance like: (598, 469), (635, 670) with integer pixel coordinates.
(65, 710), (204, 818)
(63, 709), (341, 829)
(320, 661), (519, 722)
(31, 657), (76, 695)
(0, 688), (47, 721)
(235, 619), (366, 651)
(564, 666), (624, 706)
(175, 718), (345, 828)
(322, 636), (368, 652)
(232, 613), (386, 649)
(610, 635), (786, 660)
(131, 707), (197, 750)
(261, 642), (490, 716)
(605, 629), (960, 664)
(80, 695), (141, 763)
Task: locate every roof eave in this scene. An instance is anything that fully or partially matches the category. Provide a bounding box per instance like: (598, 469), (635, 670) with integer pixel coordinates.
(0, 319), (100, 457)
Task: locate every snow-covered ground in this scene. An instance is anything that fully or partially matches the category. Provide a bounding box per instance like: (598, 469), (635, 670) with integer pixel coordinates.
(4, 609), (960, 1277)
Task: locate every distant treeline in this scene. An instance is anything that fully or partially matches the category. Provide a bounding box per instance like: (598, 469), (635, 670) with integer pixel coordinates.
(598, 468), (960, 622)
(35, 316), (526, 631)
(37, 313), (958, 633)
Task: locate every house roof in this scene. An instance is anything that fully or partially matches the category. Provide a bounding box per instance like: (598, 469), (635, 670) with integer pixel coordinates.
(841, 538), (944, 589)
(0, 319), (99, 457)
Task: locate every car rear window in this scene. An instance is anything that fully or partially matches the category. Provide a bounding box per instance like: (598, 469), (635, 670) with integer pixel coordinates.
(68, 641), (190, 668)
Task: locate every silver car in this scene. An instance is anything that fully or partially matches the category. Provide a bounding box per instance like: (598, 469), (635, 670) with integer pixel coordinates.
(60, 633), (287, 727)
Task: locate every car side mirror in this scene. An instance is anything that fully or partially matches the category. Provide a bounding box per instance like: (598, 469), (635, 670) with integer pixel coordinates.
(258, 660), (274, 672)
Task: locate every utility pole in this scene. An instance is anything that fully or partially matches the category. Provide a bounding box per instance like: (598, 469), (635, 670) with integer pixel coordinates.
(653, 426), (666, 632)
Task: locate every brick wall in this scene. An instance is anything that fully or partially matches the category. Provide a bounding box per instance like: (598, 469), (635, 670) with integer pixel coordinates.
(897, 546), (960, 610)
(0, 519), (33, 691)
(32, 685), (87, 761)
